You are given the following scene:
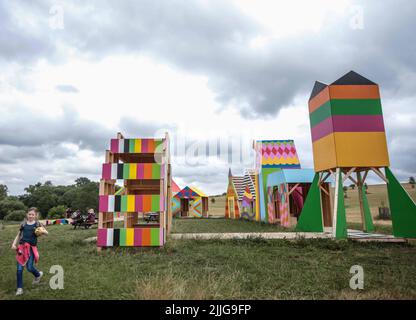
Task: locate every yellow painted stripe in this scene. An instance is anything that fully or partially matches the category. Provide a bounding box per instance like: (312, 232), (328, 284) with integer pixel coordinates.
(126, 228), (134, 246)
(127, 195), (135, 212)
(333, 132), (390, 168)
(134, 139), (141, 153)
(129, 163), (137, 179)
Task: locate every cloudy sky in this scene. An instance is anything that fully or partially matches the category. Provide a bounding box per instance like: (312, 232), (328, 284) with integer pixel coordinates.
(1, 0), (415, 195)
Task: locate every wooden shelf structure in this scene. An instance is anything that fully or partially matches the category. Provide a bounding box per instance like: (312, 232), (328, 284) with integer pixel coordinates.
(97, 132), (172, 249)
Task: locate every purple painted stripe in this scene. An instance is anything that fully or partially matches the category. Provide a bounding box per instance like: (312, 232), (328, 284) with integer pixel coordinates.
(332, 115), (385, 132)
(311, 115), (385, 142)
(136, 195), (143, 212)
(97, 229), (107, 247)
(137, 163), (144, 179)
(99, 195), (108, 212)
(110, 139), (119, 153)
(311, 117), (334, 142)
(142, 139), (149, 153)
(102, 163), (111, 180)
(134, 228), (142, 246)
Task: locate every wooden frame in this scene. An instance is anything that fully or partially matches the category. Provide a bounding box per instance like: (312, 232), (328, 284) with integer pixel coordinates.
(97, 132), (172, 250)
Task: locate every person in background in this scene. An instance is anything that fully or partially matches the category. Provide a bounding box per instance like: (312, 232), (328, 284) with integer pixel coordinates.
(65, 207), (73, 219)
(11, 207), (48, 296)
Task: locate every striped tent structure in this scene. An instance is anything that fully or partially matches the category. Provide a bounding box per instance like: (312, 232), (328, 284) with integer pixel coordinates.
(297, 71), (416, 239)
(97, 132), (172, 249)
(174, 186), (209, 218)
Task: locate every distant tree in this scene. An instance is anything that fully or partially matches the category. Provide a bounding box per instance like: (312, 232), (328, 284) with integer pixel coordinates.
(0, 184), (8, 200)
(21, 182), (59, 218)
(222, 192), (226, 196)
(409, 176), (415, 189)
(343, 186), (348, 198)
(48, 205), (67, 219)
(4, 210), (27, 222)
(75, 177), (91, 187)
(211, 198), (216, 204)
(0, 198), (27, 220)
(61, 178), (99, 212)
(349, 184), (355, 190)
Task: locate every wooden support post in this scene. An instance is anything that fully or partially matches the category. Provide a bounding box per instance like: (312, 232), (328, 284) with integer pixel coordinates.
(356, 171), (366, 231)
(362, 170), (369, 184)
(332, 168), (341, 238)
(320, 185), (330, 196)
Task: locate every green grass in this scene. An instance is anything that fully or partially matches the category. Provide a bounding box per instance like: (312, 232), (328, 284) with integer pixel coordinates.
(1, 221), (416, 300)
(171, 218), (294, 233)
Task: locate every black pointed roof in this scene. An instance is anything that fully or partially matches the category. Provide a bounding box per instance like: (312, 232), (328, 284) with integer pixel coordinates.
(331, 70), (376, 85)
(309, 81), (328, 101)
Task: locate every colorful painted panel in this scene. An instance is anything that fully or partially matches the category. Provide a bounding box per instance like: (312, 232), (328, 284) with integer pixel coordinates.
(255, 140), (301, 169)
(97, 228), (163, 247)
(172, 197), (180, 216)
(44, 219), (69, 226)
(99, 195), (161, 212)
(225, 174), (241, 219)
(267, 184), (289, 227)
(175, 186), (206, 199)
(241, 185), (254, 220)
(110, 138), (164, 154)
(190, 197), (203, 218)
(102, 163), (161, 180)
(309, 71), (390, 171)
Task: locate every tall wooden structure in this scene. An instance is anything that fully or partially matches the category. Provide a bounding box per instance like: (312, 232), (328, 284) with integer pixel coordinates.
(97, 132), (172, 248)
(297, 71), (416, 239)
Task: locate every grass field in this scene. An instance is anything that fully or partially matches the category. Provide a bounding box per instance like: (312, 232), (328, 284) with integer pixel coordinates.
(1, 219), (416, 300)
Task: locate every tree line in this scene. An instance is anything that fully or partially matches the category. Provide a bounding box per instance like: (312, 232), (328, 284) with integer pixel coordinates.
(0, 177), (99, 221)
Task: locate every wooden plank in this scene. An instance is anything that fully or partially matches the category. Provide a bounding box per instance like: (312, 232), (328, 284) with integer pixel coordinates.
(371, 167), (389, 183)
(343, 167), (356, 183)
(320, 172), (331, 185)
(320, 185), (329, 196)
(362, 170), (369, 184)
(287, 183), (300, 196)
(347, 175), (358, 185)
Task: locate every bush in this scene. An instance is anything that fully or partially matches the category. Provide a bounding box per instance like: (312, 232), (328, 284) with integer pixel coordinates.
(48, 205), (67, 219)
(0, 198), (27, 220)
(4, 210), (27, 221)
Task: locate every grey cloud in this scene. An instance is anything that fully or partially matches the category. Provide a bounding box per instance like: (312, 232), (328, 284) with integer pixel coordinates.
(2, 0), (415, 117)
(0, 104), (111, 152)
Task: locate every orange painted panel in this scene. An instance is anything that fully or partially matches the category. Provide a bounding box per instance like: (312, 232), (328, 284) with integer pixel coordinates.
(329, 85), (380, 100)
(143, 195), (152, 212)
(334, 132), (390, 167)
(309, 86), (330, 113)
(312, 133), (337, 172)
(147, 139), (155, 153)
(144, 163), (152, 179)
(142, 228), (151, 246)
